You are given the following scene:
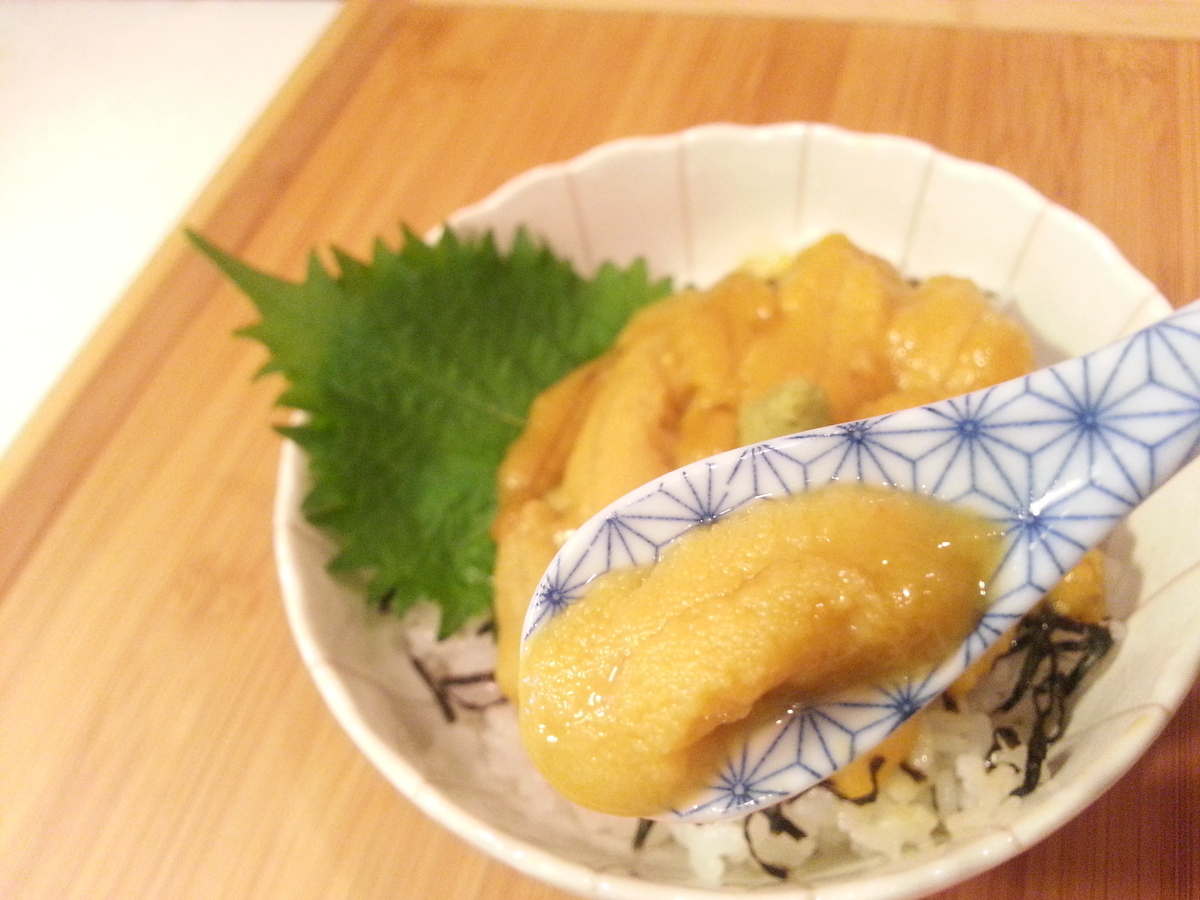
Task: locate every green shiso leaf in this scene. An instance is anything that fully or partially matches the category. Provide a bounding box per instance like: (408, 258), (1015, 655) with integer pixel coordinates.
(189, 226), (672, 636)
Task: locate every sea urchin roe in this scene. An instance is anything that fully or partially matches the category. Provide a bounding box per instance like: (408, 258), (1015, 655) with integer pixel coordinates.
(491, 235), (1035, 702)
(517, 484), (1002, 818)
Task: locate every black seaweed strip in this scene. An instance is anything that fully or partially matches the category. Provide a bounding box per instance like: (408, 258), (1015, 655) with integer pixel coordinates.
(442, 672), (496, 686)
(824, 755), (886, 805)
(997, 609), (1114, 796)
(632, 819), (655, 850)
(409, 654), (457, 723)
(442, 671), (506, 710)
(378, 587), (396, 613)
(743, 811), (795, 880)
(899, 761), (928, 783)
(764, 805), (806, 840)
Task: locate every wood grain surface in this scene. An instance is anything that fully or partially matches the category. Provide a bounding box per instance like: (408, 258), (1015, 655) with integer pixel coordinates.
(1, 3), (1197, 898)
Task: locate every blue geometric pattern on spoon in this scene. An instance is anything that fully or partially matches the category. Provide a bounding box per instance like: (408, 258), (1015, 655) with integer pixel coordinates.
(522, 299), (1200, 822)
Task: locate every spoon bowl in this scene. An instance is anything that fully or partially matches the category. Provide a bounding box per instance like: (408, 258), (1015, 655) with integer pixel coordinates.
(521, 298), (1200, 823)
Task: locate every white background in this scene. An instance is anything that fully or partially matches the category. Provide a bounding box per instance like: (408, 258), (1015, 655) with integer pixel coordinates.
(0, 0), (339, 456)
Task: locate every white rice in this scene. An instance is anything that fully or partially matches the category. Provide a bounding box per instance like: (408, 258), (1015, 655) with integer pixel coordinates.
(394, 597), (1114, 888)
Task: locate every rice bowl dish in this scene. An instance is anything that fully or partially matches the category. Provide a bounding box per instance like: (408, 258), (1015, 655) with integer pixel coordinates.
(275, 123), (1200, 899)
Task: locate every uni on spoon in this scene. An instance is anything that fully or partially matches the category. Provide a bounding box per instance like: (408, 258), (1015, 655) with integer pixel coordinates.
(519, 298), (1200, 823)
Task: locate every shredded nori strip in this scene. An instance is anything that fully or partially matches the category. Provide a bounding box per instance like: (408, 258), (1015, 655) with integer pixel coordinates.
(991, 607), (1114, 795)
(899, 760), (928, 783)
(742, 807), (808, 879)
(824, 755), (887, 805)
(632, 818), (655, 850)
(762, 805), (806, 840)
(378, 586), (396, 614)
(727, 608), (1113, 878)
(407, 654), (505, 724)
(404, 616), (505, 723)
(409, 655), (459, 723)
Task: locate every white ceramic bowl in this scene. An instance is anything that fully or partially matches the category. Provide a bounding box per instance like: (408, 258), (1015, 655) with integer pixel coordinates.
(275, 123), (1200, 900)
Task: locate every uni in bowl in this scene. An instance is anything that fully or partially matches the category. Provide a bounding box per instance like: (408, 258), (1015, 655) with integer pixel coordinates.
(244, 124), (1199, 899)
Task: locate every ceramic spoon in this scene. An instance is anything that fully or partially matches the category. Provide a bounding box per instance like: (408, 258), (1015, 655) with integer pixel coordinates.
(520, 298), (1200, 823)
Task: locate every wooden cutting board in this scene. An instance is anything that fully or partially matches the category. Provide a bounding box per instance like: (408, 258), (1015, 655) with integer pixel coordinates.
(1, 3), (1197, 898)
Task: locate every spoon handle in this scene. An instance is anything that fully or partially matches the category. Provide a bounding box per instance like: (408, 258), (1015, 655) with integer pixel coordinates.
(853, 298), (1200, 636)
